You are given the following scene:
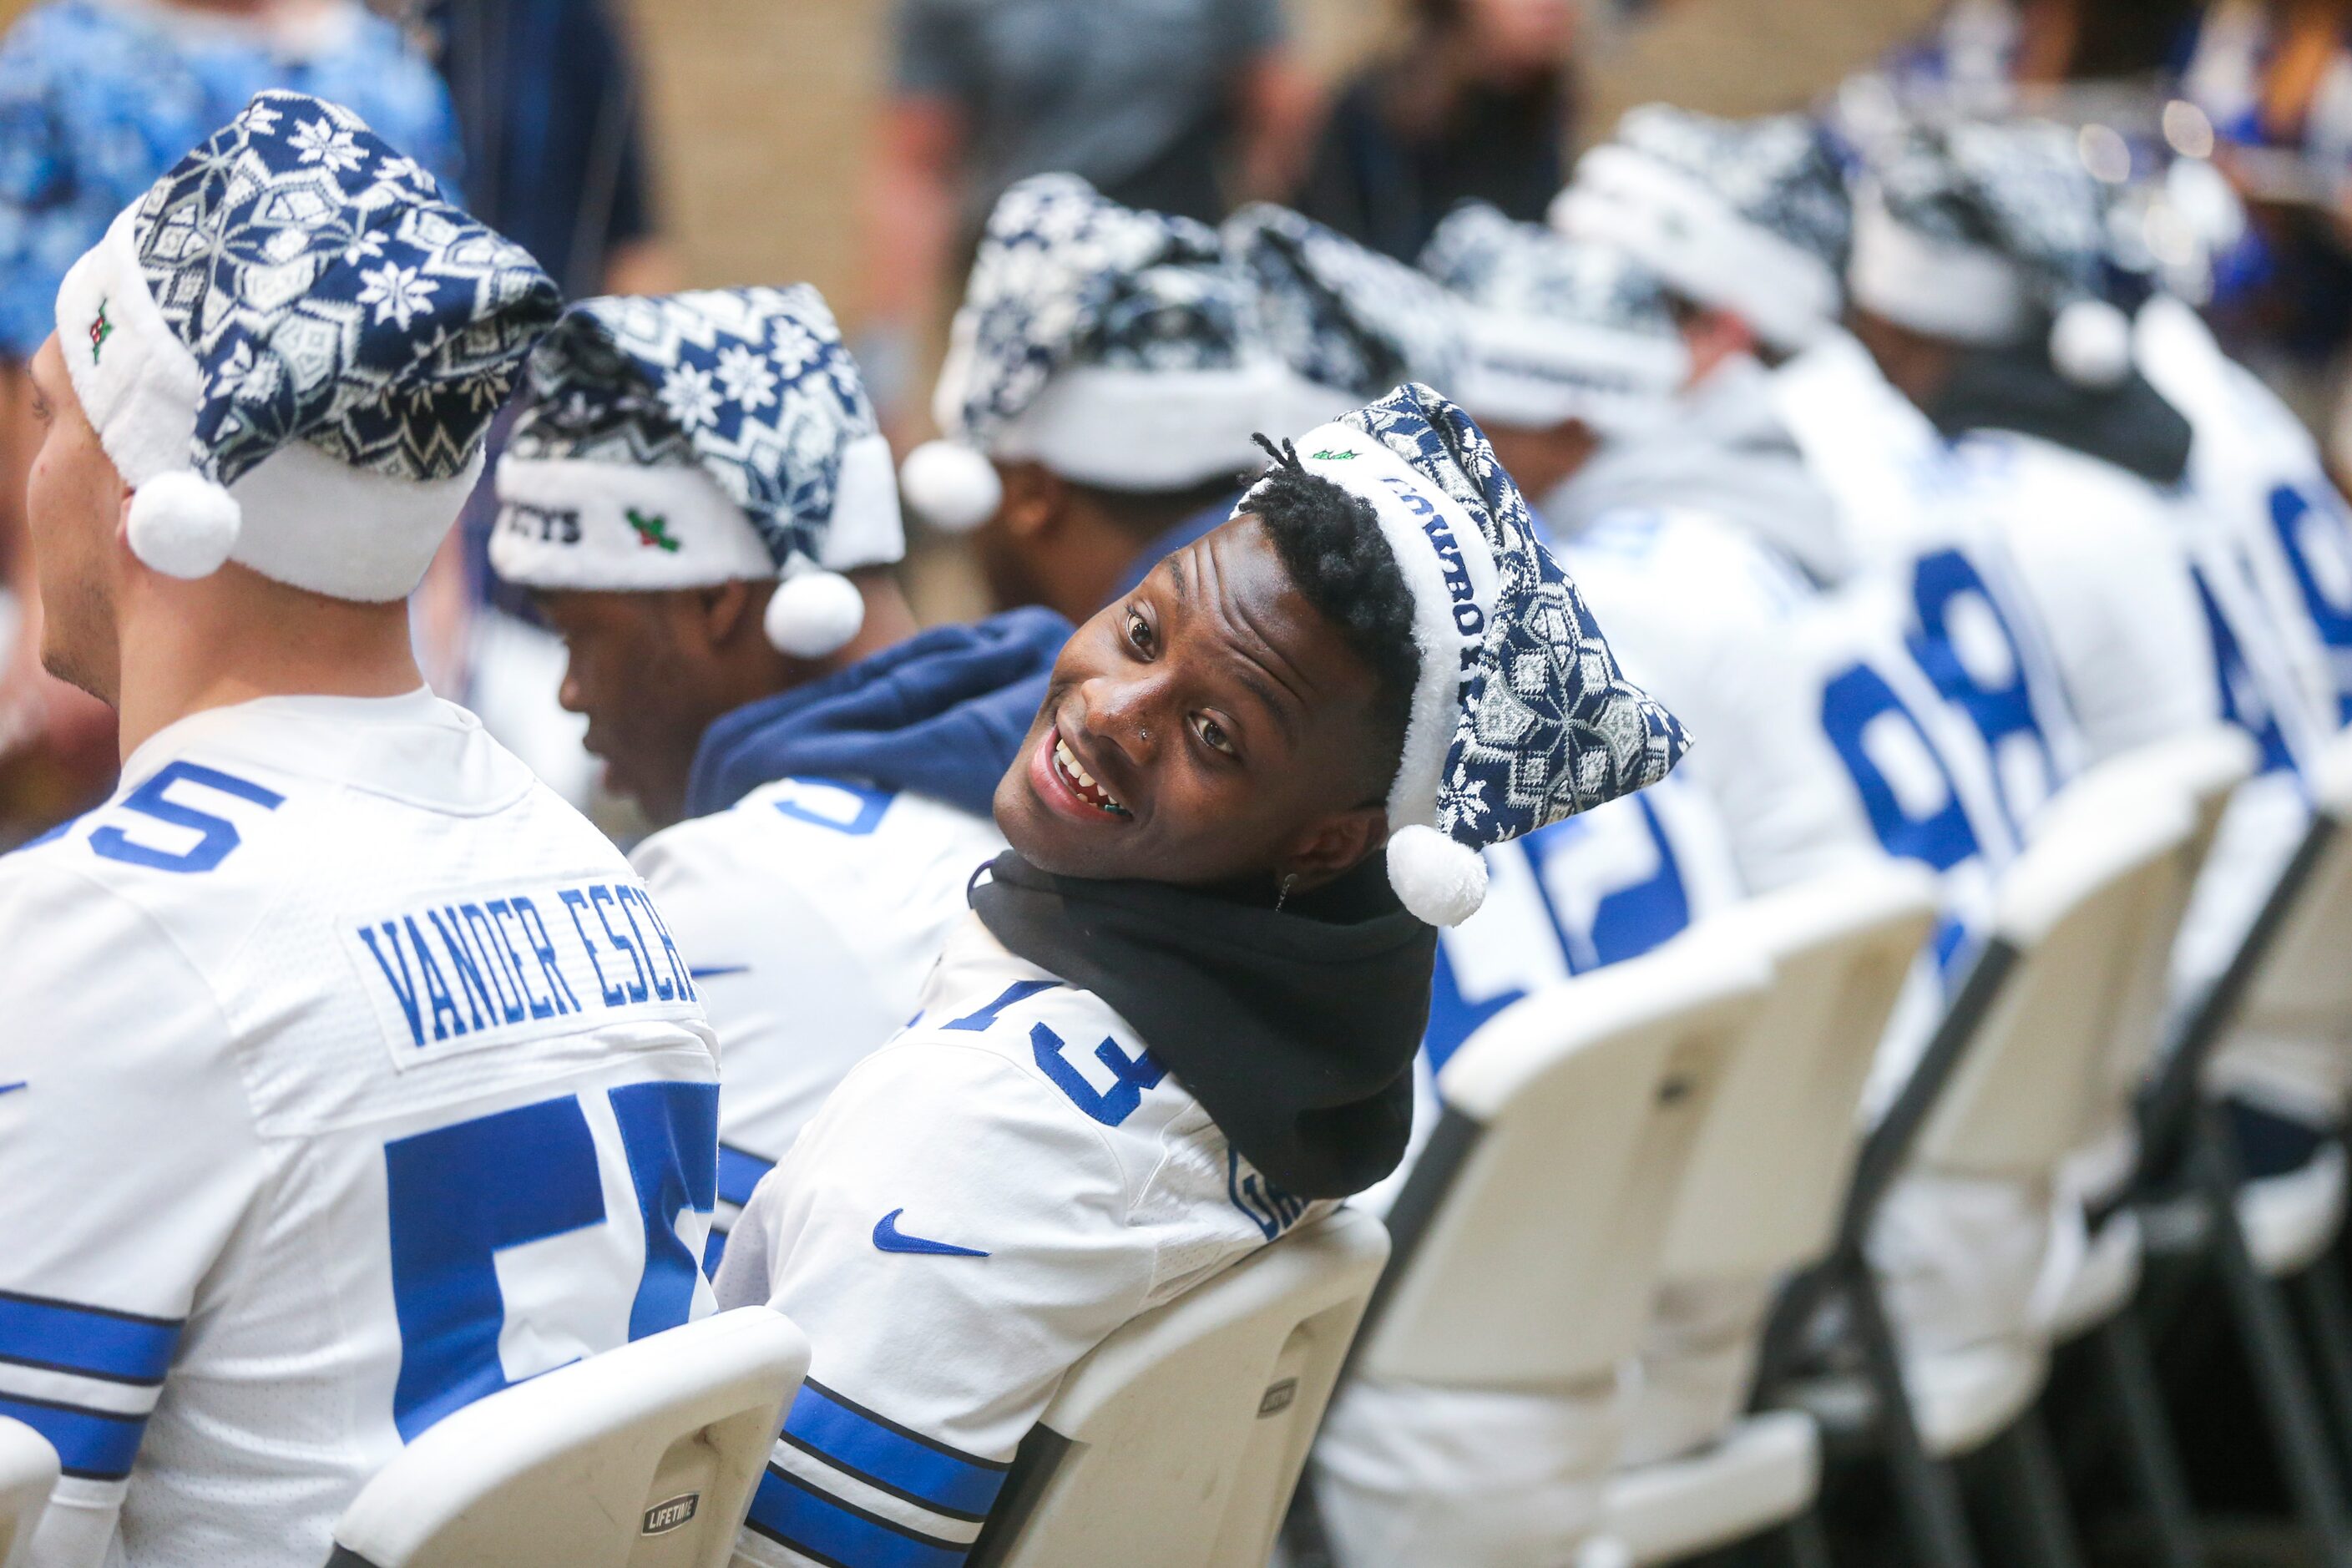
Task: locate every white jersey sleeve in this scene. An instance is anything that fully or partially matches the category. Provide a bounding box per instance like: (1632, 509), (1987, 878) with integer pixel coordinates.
(632, 778), (1004, 1267)
(714, 920), (1329, 1568)
(0, 858), (263, 1568)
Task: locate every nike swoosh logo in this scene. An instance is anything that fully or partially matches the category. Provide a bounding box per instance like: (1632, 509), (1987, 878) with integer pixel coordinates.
(0, 1082), (23, 1097)
(873, 1208), (989, 1257)
(689, 964), (748, 980)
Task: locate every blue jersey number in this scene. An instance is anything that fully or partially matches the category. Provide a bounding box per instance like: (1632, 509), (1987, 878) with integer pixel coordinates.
(1029, 1024), (1166, 1127)
(383, 1080), (717, 1441)
(88, 761), (283, 873)
(2193, 566), (2294, 775)
(771, 778), (893, 837)
(1425, 797), (1695, 1071)
(2269, 483), (2352, 722)
(1821, 661), (1979, 872)
(1907, 549), (2053, 831)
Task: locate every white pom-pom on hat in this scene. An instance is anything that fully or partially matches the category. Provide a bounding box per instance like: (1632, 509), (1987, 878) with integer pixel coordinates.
(2050, 297), (2133, 387)
(126, 470), (242, 579)
(1386, 822), (1489, 927)
(899, 439), (1002, 534)
(765, 564), (866, 659)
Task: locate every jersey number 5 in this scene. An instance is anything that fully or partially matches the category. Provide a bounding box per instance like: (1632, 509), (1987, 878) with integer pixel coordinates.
(382, 1080), (717, 1441)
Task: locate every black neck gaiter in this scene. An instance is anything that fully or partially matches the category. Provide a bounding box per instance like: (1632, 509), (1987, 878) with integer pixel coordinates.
(969, 852), (1436, 1200)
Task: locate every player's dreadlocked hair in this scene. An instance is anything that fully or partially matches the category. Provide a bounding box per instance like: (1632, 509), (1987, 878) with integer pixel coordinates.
(1246, 434), (1421, 795)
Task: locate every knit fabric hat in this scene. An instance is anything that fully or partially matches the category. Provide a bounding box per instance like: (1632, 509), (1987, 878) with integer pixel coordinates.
(900, 174), (1280, 533)
(489, 286), (903, 658)
(1221, 202), (1469, 436)
(53, 91), (559, 598)
(1554, 105), (1852, 352)
(1848, 115), (2136, 386)
(1419, 201), (1689, 434)
(1250, 383), (1692, 926)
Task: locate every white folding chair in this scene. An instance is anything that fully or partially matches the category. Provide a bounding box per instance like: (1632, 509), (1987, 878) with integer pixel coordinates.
(1296, 928), (1769, 1566)
(1353, 923), (1768, 1390)
(1606, 862), (1939, 1565)
(0, 1418), (58, 1568)
(326, 1308), (809, 1568)
(2046, 726), (2259, 1242)
(2127, 727), (2352, 1565)
(1768, 787), (2195, 1568)
(964, 1207), (1387, 1568)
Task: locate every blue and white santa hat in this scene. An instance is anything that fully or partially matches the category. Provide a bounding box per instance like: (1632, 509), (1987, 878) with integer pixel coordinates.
(1554, 105), (1852, 352)
(1848, 114), (2137, 387)
(1419, 201), (1689, 434)
(53, 92), (559, 597)
(489, 286), (902, 658)
(900, 174), (1281, 533)
(1252, 383), (1692, 925)
(1220, 202), (1469, 437)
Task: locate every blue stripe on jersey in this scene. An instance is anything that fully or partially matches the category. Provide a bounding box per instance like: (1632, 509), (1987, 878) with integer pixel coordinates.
(717, 1143), (775, 1210)
(0, 1392), (147, 1479)
(0, 1290), (182, 1386)
(745, 1462), (972, 1568)
(781, 1380), (1009, 1523)
(702, 1224), (730, 1276)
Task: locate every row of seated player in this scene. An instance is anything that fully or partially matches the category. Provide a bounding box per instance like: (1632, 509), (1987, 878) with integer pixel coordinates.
(8, 72), (2352, 1568)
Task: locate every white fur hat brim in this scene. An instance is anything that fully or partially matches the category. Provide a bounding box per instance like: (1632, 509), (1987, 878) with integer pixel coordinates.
(1555, 144), (1842, 352)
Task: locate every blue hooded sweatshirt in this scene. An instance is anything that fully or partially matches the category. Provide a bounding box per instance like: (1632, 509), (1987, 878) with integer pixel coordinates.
(683, 607), (1071, 821)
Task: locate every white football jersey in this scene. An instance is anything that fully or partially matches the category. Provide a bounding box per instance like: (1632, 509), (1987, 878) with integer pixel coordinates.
(1560, 506), (2003, 894)
(1425, 776), (1743, 1071)
(1937, 430), (2223, 770)
(2138, 294), (2352, 731)
(712, 917), (1331, 1567)
(1774, 330), (2086, 832)
(1564, 507), (2017, 1104)
(630, 776), (1006, 1267)
(0, 691), (719, 1568)
(2132, 296), (2349, 1084)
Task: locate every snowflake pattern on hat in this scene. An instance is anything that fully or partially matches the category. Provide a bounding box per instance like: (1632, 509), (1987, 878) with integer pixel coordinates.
(130, 91), (558, 488)
(1870, 116), (2111, 301)
(948, 173), (1257, 444)
(507, 285), (883, 571)
(1613, 104), (1855, 277)
(1421, 202), (1677, 338)
(1222, 202), (1466, 399)
(1343, 382), (1691, 848)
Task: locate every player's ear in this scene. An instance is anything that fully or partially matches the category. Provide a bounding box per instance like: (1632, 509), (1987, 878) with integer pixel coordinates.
(996, 460), (1067, 543)
(694, 579), (763, 651)
(1276, 804), (1389, 897)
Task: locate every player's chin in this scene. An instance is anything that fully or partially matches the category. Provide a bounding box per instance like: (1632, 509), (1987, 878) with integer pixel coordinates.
(994, 776), (1143, 881)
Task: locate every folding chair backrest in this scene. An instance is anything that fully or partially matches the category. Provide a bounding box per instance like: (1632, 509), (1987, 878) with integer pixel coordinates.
(2048, 728), (2257, 1108)
(968, 1208), (1388, 1568)
(0, 1418), (58, 1568)
(1659, 862), (1940, 1285)
(1354, 926), (1774, 1388)
(1914, 790), (2195, 1180)
(327, 1308), (809, 1568)
(2235, 731), (2352, 1051)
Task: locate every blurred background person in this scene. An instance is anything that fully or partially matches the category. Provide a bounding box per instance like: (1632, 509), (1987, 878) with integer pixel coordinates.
(0, 0), (459, 843)
(397, 0), (683, 808)
(854, 0), (1318, 439)
(2178, 0), (2352, 468)
(1293, 0), (1581, 262)
(1886, 0), (2202, 111)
